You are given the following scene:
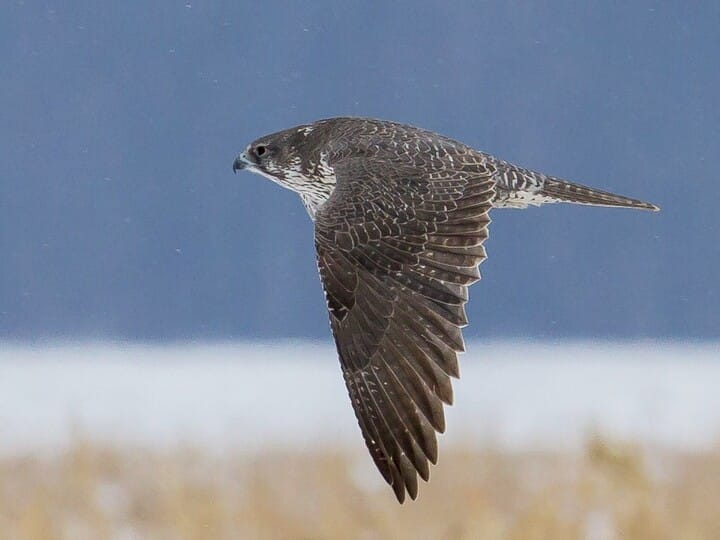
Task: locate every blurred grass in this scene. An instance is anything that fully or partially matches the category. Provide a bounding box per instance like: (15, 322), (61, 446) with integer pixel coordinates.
(1, 436), (719, 540)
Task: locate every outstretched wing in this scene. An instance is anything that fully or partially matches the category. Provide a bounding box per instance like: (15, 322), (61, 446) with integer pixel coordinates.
(314, 152), (494, 502)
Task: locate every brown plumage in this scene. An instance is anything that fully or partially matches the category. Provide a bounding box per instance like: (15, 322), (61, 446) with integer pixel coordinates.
(233, 117), (658, 502)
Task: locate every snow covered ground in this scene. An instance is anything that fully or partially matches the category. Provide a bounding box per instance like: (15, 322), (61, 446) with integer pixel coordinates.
(1, 341), (718, 453)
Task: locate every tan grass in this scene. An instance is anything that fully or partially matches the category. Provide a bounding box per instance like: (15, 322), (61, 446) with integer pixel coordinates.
(1, 436), (719, 540)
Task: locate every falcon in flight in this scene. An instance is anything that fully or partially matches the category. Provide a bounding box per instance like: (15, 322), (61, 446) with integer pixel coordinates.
(232, 117), (658, 502)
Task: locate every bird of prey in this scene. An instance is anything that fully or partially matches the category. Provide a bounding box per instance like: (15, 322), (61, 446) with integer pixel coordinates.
(232, 117), (658, 502)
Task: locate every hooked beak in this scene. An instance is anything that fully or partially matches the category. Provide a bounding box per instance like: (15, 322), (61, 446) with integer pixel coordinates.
(232, 152), (253, 173)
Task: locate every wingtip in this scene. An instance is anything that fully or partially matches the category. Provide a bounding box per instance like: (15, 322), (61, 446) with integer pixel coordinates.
(393, 484), (406, 504)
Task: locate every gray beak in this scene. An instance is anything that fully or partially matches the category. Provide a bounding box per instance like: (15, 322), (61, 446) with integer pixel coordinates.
(232, 152), (251, 173)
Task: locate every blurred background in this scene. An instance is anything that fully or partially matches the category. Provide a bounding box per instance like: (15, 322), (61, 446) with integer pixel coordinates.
(1, 1), (719, 538)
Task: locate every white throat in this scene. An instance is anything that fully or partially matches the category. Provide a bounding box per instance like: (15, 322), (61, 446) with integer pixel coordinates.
(245, 164), (335, 220)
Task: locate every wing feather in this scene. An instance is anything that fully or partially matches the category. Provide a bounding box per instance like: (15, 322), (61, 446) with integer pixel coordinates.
(315, 148), (493, 502)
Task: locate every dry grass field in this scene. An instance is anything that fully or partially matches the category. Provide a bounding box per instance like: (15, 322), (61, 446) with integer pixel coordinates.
(1, 436), (719, 540)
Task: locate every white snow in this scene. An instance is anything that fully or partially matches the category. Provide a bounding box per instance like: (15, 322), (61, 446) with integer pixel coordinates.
(0, 341), (718, 454)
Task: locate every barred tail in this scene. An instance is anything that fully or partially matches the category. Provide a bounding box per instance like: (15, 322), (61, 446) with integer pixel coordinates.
(542, 178), (660, 212)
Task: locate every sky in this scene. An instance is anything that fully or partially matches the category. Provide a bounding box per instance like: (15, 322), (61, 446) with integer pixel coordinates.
(1, 1), (719, 341)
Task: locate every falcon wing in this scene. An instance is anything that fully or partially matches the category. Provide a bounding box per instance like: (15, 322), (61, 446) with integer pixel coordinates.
(314, 154), (494, 502)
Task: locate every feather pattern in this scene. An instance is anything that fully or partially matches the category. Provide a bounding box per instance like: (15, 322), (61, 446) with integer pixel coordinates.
(234, 116), (659, 503)
(315, 137), (494, 501)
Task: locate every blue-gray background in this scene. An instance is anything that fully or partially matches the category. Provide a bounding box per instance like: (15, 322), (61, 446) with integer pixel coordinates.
(2, 1), (718, 341)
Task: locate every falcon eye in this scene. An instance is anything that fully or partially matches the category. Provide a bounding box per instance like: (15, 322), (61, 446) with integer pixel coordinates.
(254, 144), (268, 157)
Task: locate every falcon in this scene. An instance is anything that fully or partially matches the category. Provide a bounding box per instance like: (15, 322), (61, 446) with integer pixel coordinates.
(232, 117), (658, 502)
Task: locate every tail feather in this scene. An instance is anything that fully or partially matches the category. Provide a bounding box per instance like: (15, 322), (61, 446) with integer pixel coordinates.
(542, 178), (660, 212)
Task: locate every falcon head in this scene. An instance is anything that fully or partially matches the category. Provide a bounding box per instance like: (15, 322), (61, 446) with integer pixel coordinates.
(233, 122), (337, 216)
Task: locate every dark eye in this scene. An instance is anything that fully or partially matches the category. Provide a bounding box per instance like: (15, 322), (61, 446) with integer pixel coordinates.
(254, 144), (267, 157)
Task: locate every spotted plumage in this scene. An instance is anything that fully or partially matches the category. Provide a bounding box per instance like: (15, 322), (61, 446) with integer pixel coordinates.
(232, 117), (658, 503)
